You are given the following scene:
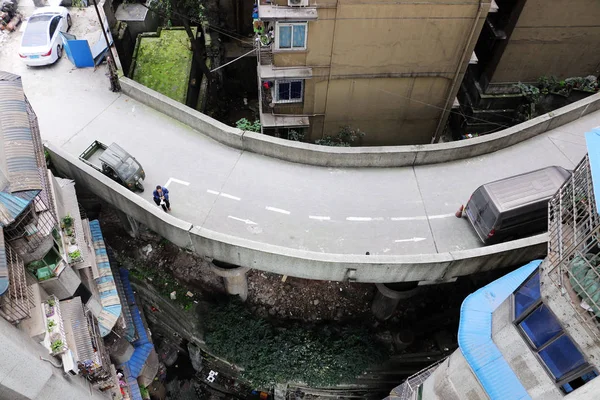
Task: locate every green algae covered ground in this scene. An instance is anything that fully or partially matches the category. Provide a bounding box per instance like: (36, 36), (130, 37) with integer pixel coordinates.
(132, 28), (196, 104)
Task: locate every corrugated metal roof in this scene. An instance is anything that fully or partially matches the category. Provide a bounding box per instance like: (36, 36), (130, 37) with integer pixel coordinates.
(122, 364), (143, 400)
(458, 259), (541, 400)
(0, 72), (20, 81)
(0, 72), (43, 193)
(585, 128), (600, 214)
(59, 297), (97, 363)
(0, 229), (9, 295)
(89, 220), (122, 336)
(120, 267), (155, 379)
(0, 191), (32, 226)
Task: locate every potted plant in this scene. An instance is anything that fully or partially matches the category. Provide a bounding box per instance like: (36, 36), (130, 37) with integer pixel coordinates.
(68, 249), (82, 262)
(47, 320), (56, 332)
(61, 215), (73, 229)
(50, 339), (64, 354)
(45, 298), (56, 317)
(66, 227), (74, 236)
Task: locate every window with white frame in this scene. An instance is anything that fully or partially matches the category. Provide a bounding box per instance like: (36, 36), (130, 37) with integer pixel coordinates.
(276, 22), (307, 50)
(275, 80), (303, 103)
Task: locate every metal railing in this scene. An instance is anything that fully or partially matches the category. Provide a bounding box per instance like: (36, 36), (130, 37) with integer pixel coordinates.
(0, 244), (33, 323)
(391, 356), (447, 400)
(547, 154), (600, 339)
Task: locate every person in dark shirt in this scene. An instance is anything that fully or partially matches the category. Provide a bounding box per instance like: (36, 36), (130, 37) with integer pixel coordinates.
(153, 185), (170, 212)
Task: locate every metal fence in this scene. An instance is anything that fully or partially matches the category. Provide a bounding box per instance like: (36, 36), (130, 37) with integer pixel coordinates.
(547, 154), (600, 339)
(0, 244), (33, 323)
(391, 357), (447, 400)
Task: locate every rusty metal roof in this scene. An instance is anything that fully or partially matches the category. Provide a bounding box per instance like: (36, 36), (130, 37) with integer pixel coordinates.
(0, 72), (43, 193)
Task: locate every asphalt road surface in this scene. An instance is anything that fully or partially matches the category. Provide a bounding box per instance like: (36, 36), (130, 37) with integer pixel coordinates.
(0, 9), (594, 256)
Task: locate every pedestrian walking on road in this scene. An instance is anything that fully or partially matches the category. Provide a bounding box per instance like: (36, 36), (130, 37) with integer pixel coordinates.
(153, 185), (171, 212)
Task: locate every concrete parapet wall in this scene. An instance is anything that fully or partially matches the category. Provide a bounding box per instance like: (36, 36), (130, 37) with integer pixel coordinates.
(119, 76), (600, 168)
(46, 143), (547, 282)
(46, 144), (194, 250)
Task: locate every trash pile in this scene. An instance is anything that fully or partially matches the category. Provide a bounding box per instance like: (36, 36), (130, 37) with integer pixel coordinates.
(0, 0), (21, 32)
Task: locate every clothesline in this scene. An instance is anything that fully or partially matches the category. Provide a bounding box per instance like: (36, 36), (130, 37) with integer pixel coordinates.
(209, 48), (257, 73)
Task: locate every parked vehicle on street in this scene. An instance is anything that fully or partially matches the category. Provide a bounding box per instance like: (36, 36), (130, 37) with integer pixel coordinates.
(18, 6), (71, 66)
(462, 166), (571, 245)
(79, 141), (145, 192)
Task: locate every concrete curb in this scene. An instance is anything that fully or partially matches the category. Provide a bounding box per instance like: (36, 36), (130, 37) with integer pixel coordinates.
(119, 76), (600, 168)
(46, 143), (548, 283)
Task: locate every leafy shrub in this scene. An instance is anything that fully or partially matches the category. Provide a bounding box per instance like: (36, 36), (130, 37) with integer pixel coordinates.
(203, 298), (387, 390)
(236, 118), (261, 133)
(315, 126), (366, 147)
(51, 340), (64, 353)
(69, 250), (82, 260)
(47, 320), (56, 332)
(61, 215), (73, 228)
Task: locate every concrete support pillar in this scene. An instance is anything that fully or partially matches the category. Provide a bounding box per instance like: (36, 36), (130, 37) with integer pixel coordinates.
(209, 262), (250, 301)
(108, 337), (135, 365)
(115, 209), (140, 238)
(371, 282), (421, 321)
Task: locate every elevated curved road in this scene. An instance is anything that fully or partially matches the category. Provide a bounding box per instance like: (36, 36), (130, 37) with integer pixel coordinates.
(0, 28), (594, 272)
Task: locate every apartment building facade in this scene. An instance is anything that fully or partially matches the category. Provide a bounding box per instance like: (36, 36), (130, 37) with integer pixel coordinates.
(254, 0), (492, 145)
(457, 0), (600, 136)
(386, 129), (600, 400)
(0, 72), (156, 400)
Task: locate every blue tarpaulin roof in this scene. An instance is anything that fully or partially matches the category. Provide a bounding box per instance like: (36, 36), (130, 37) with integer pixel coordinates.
(585, 128), (600, 214)
(121, 364), (143, 400)
(119, 267), (154, 379)
(458, 259), (542, 400)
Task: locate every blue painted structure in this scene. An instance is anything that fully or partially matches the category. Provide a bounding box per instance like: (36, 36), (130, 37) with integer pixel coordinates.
(108, 248), (136, 342)
(119, 267), (156, 399)
(458, 259), (542, 400)
(89, 220), (122, 336)
(0, 191), (34, 226)
(585, 128), (600, 213)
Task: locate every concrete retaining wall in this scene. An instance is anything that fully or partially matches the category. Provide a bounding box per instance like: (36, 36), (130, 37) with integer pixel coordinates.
(45, 143), (547, 283)
(119, 76), (600, 168)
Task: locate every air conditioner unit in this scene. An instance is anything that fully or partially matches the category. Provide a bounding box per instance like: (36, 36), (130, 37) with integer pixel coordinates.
(288, 0), (308, 6)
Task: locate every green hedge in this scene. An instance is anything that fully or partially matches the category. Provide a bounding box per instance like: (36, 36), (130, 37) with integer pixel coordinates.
(203, 298), (387, 389)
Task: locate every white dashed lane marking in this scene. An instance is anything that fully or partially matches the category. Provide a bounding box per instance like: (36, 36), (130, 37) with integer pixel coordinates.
(266, 206), (291, 215)
(207, 189), (241, 201)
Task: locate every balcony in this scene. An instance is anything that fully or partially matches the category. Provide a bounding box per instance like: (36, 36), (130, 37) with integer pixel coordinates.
(42, 295), (69, 356)
(257, 1), (317, 21)
(59, 297), (115, 390)
(3, 199), (56, 264)
(547, 153), (600, 339)
(0, 243), (33, 323)
(259, 83), (309, 128)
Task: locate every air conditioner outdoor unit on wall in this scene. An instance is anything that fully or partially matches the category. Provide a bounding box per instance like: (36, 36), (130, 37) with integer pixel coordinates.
(288, 0), (308, 6)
